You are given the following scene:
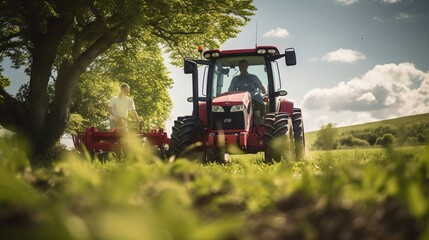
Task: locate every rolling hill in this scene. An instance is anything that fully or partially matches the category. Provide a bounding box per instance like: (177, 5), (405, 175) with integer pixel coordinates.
(305, 113), (429, 148)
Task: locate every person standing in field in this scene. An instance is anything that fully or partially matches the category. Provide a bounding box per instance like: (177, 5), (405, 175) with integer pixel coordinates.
(107, 83), (140, 131)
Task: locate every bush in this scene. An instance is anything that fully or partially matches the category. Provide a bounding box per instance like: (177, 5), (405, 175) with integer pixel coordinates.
(375, 133), (395, 146)
(339, 135), (369, 148)
(406, 137), (419, 146)
(313, 123), (338, 150)
(417, 133), (426, 144)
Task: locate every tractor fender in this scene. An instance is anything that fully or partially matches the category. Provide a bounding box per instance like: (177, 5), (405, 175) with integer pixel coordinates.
(277, 97), (294, 115)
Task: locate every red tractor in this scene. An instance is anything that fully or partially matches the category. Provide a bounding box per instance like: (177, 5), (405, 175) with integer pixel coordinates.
(170, 46), (305, 163)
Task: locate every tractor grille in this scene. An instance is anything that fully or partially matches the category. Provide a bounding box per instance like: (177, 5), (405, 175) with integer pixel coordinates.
(212, 106), (246, 130)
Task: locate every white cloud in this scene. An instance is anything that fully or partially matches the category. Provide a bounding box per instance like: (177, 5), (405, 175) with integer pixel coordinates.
(395, 12), (418, 20)
(373, 16), (386, 22)
(263, 28), (289, 39)
(302, 63), (429, 120)
(335, 0), (403, 6)
(375, 12), (420, 22)
(336, 0), (359, 5)
(322, 48), (366, 63)
(381, 0), (401, 3)
(316, 115), (330, 127)
(356, 92), (376, 102)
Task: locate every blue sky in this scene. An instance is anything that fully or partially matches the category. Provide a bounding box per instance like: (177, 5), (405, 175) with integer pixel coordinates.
(3, 0), (429, 134)
(166, 0), (429, 132)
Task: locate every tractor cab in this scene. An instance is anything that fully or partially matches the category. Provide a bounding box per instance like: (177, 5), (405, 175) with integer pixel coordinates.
(171, 46), (304, 163)
(203, 46), (296, 130)
(210, 55), (268, 127)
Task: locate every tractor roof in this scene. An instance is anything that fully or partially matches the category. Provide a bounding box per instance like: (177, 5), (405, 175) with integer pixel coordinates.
(203, 46), (280, 60)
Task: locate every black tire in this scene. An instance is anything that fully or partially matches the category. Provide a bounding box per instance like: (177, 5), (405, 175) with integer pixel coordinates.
(204, 147), (227, 164)
(263, 112), (294, 163)
(292, 108), (306, 160)
(170, 116), (205, 160)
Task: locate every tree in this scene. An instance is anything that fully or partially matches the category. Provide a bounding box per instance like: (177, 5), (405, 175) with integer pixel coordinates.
(0, 0), (256, 160)
(313, 123), (338, 150)
(70, 41), (173, 131)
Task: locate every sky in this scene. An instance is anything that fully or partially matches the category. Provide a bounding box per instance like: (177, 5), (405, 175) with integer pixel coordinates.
(3, 0), (429, 135)
(165, 0), (429, 132)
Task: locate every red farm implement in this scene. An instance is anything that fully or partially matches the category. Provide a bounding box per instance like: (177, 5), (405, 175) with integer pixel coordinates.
(72, 126), (169, 158)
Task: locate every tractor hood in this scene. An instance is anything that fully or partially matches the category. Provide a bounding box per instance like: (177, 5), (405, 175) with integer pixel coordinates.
(212, 91), (251, 108)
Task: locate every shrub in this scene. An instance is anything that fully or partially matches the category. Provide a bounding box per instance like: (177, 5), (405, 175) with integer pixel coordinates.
(313, 123), (338, 150)
(406, 137), (419, 146)
(375, 133), (395, 146)
(417, 133), (426, 144)
(350, 137), (369, 147)
(339, 135), (370, 148)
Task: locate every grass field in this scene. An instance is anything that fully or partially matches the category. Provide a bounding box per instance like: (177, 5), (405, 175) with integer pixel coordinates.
(305, 113), (429, 147)
(1, 136), (428, 239)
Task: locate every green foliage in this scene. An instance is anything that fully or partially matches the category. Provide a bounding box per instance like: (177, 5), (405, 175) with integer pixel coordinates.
(70, 72), (116, 130)
(376, 133), (395, 146)
(338, 134), (370, 148)
(2, 136), (428, 239)
(313, 123), (338, 150)
(65, 113), (85, 135)
(0, 75), (10, 88)
(417, 133), (426, 144)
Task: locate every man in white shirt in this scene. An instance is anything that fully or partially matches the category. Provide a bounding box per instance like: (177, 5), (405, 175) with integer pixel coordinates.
(107, 84), (140, 131)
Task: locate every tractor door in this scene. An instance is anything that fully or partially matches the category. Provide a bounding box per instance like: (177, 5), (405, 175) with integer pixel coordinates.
(268, 59), (294, 115)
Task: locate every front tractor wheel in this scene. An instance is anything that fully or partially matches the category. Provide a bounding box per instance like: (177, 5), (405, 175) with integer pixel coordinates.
(292, 108), (306, 160)
(263, 112), (294, 163)
(169, 116), (205, 161)
(204, 147), (228, 164)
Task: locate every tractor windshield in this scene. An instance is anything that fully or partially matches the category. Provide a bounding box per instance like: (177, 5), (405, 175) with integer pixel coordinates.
(211, 56), (268, 100)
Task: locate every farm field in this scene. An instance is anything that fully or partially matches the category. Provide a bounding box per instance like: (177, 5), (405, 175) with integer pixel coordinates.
(1, 138), (428, 240)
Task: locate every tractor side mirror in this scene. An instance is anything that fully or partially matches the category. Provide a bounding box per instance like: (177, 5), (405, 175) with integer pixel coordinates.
(184, 58), (196, 74)
(285, 48), (296, 66)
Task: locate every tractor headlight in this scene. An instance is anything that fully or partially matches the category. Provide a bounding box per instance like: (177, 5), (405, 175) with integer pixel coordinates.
(257, 49), (266, 54)
(212, 105), (224, 112)
(230, 104), (245, 112)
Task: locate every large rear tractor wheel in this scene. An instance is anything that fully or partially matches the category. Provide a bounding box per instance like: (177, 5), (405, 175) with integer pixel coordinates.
(170, 116), (205, 161)
(263, 112), (294, 163)
(292, 108), (306, 160)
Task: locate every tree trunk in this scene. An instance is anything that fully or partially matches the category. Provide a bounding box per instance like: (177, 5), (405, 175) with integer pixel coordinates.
(28, 46), (54, 150)
(36, 30), (126, 156)
(26, 18), (72, 158)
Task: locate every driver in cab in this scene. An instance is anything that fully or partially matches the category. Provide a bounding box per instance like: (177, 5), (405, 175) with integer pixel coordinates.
(228, 59), (267, 123)
(228, 59), (266, 94)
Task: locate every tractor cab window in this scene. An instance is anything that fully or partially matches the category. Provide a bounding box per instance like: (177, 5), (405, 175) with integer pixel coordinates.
(211, 56), (268, 99)
(272, 61), (281, 91)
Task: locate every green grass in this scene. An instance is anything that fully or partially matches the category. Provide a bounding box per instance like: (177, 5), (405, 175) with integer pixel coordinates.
(305, 113), (429, 147)
(1, 137), (429, 239)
